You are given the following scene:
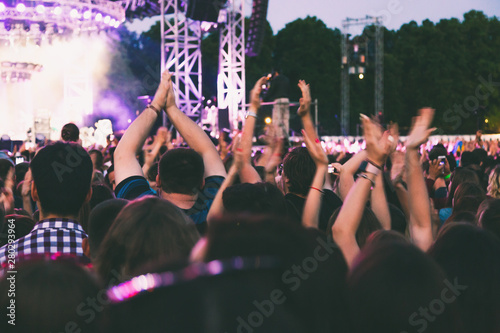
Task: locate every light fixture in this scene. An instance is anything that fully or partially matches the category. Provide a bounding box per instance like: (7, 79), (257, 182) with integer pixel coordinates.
(16, 3), (26, 12)
(35, 4), (45, 14)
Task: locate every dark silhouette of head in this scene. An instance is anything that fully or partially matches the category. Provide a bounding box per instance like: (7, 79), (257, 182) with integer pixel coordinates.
(30, 142), (93, 217)
(283, 147), (316, 196)
(158, 148), (204, 195)
(0, 258), (102, 332)
(347, 241), (463, 333)
(87, 199), (127, 260)
(429, 223), (500, 333)
(222, 182), (288, 216)
(476, 198), (500, 239)
(61, 123), (80, 142)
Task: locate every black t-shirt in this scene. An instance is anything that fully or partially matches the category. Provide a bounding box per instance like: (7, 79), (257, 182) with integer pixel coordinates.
(285, 189), (343, 232)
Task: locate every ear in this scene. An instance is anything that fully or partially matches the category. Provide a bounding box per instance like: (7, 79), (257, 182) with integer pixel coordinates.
(31, 181), (39, 202)
(82, 238), (91, 259)
(84, 187), (93, 203)
(156, 174), (161, 187)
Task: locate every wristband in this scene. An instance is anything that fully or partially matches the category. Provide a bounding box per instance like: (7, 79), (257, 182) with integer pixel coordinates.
(147, 104), (162, 115)
(310, 186), (324, 194)
(357, 160), (381, 176)
(444, 173), (451, 180)
(357, 173), (376, 188)
(245, 111), (258, 119)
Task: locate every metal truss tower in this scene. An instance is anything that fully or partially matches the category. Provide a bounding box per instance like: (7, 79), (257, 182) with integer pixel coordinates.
(217, 0), (245, 130)
(340, 16), (383, 135)
(161, 0), (203, 119)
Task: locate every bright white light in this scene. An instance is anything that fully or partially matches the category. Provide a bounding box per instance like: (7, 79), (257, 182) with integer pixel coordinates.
(359, 73), (364, 80)
(127, 119), (131, 124)
(113, 21), (120, 28)
(53, 6), (62, 15)
(16, 3), (26, 12)
(83, 10), (91, 20)
(109, 18), (116, 26)
(35, 4), (45, 13)
(103, 15), (110, 24)
(0, 3), (5, 12)
(70, 9), (78, 18)
(95, 13), (102, 21)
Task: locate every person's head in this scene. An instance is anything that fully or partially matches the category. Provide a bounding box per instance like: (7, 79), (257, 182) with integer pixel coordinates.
(30, 142), (93, 218)
(282, 147), (316, 196)
(158, 148), (204, 195)
(446, 168), (480, 207)
(487, 165), (500, 198)
(89, 149), (104, 171)
(347, 241), (463, 333)
(0, 214), (34, 247)
(222, 182), (288, 216)
(0, 158), (14, 184)
(428, 144), (448, 162)
(89, 183), (114, 210)
(60, 123), (80, 142)
(84, 199), (128, 260)
(104, 165), (115, 190)
(452, 182), (485, 212)
(14, 162), (29, 187)
(0, 258), (102, 332)
(327, 207), (382, 248)
(146, 162), (159, 190)
(476, 198), (500, 239)
(95, 196), (199, 285)
(428, 223), (500, 333)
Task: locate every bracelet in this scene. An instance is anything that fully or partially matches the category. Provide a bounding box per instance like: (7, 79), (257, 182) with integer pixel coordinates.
(310, 186), (324, 194)
(444, 173), (451, 180)
(147, 104), (162, 115)
(366, 159), (382, 170)
(245, 111), (258, 119)
(357, 173), (376, 188)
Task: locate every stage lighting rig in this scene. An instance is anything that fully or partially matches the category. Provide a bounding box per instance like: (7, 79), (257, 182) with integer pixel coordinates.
(0, 0), (126, 45)
(1, 61), (43, 82)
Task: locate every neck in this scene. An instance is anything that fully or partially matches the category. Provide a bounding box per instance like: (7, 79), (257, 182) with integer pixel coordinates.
(39, 213), (78, 221)
(161, 192), (198, 209)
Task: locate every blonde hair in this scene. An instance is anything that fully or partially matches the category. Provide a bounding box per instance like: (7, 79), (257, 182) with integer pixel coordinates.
(487, 165), (500, 198)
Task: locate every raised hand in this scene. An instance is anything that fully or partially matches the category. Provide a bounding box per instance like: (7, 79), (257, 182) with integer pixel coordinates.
(151, 70), (172, 111)
(405, 108), (436, 150)
(361, 114), (391, 166)
(250, 77), (267, 110)
(297, 80), (311, 117)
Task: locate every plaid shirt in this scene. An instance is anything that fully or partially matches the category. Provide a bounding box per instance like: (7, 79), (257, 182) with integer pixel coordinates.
(0, 218), (88, 267)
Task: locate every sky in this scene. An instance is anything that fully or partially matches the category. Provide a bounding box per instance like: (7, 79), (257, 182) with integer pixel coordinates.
(125, 0), (500, 35)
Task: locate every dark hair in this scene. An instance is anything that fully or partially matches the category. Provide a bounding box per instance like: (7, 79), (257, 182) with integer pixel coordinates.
(283, 147), (316, 196)
(0, 259), (102, 332)
(0, 158), (13, 183)
(452, 182), (485, 212)
(0, 214), (34, 247)
(89, 149), (104, 171)
(222, 182), (288, 216)
(61, 123), (80, 142)
(476, 198), (500, 239)
(428, 223), (500, 333)
(347, 241), (463, 333)
(95, 196), (199, 285)
(446, 168), (480, 207)
(146, 162), (158, 182)
(327, 207), (382, 248)
(428, 144), (447, 162)
(87, 199), (128, 260)
(30, 142), (93, 217)
(14, 162), (29, 187)
(158, 148), (204, 195)
(89, 183), (114, 210)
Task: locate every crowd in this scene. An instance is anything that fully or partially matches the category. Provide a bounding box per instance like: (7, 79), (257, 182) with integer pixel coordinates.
(0, 71), (498, 332)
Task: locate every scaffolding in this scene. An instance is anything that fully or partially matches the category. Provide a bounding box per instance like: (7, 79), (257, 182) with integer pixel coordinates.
(217, 0), (245, 131)
(340, 16), (383, 135)
(161, 0), (203, 121)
